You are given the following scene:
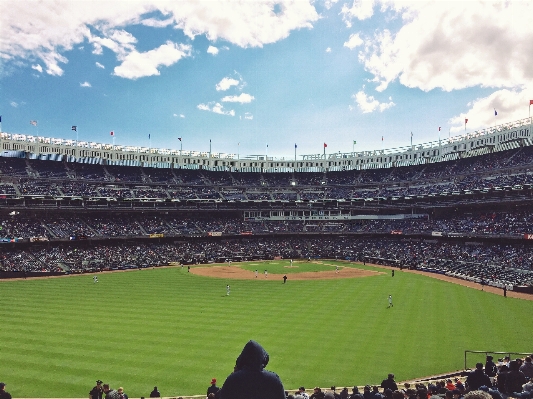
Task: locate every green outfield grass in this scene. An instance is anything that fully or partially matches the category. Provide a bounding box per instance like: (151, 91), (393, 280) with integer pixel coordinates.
(1, 260), (532, 398)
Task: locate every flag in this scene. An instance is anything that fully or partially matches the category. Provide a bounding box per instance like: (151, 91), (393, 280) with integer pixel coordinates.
(110, 131), (114, 136)
(30, 120), (37, 126)
(465, 118), (468, 124)
(410, 132), (413, 137)
(438, 127), (441, 131)
(381, 136), (383, 141)
(494, 109), (498, 116)
(0, 116), (2, 123)
(323, 142), (327, 148)
(148, 134), (151, 140)
(530, 100), (533, 105)
(295, 143), (297, 149)
(71, 126), (77, 132)
(353, 140), (356, 145)
(178, 137), (182, 141)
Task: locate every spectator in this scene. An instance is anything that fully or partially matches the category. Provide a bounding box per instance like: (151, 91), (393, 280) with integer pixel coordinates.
(117, 387), (128, 399)
(340, 388), (350, 399)
(207, 378), (219, 397)
(103, 384), (119, 399)
(90, 380), (104, 399)
(519, 357), (533, 380)
(505, 360), (527, 397)
(217, 340), (285, 399)
(350, 387), (362, 399)
(382, 374), (398, 392)
(496, 365), (509, 394)
(298, 387), (310, 399)
(467, 363), (492, 391)
(0, 383), (12, 399)
(311, 387), (326, 399)
(149, 387), (160, 398)
(446, 379), (456, 391)
(485, 356), (497, 378)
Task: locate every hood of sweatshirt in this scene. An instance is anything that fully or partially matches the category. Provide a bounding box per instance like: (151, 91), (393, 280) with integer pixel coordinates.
(235, 340), (269, 371)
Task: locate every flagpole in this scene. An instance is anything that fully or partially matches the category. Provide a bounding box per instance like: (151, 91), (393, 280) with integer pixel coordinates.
(238, 142), (240, 161)
(294, 144), (297, 162)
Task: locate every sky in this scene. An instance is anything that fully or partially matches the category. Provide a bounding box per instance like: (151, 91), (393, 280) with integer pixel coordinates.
(1, 0), (533, 160)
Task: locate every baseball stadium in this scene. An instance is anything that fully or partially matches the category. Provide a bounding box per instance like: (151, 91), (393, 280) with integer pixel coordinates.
(2, 1), (533, 398)
(1, 117), (533, 398)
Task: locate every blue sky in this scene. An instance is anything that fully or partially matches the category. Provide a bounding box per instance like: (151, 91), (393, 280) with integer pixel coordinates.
(1, 0), (532, 159)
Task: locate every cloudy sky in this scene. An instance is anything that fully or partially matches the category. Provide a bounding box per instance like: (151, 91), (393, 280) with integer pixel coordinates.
(1, 0), (532, 159)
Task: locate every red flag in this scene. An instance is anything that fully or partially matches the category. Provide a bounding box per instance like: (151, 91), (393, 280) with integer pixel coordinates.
(323, 143), (327, 148)
(530, 100), (533, 105)
(438, 127), (441, 131)
(110, 131), (114, 136)
(382, 136), (383, 141)
(465, 118), (468, 124)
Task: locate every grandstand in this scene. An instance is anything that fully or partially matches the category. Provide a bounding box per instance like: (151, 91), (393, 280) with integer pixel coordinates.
(1, 117), (533, 293)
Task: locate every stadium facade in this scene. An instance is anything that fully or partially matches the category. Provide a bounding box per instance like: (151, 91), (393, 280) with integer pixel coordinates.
(1, 117), (530, 172)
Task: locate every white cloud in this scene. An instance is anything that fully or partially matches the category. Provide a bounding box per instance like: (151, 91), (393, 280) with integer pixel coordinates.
(341, 0), (375, 27)
(358, 1), (533, 92)
(114, 41), (191, 80)
(449, 85), (533, 133)
(10, 101), (18, 107)
(207, 45), (219, 55)
(31, 64), (43, 73)
(352, 89), (395, 113)
(343, 33), (363, 50)
(80, 81), (91, 87)
(216, 77), (240, 91)
(325, 47), (332, 53)
(173, 113), (185, 118)
(89, 29), (137, 58)
(95, 62), (105, 69)
(197, 102), (235, 116)
(243, 112), (253, 120)
(0, 0), (319, 77)
(221, 93), (255, 104)
(140, 16), (174, 28)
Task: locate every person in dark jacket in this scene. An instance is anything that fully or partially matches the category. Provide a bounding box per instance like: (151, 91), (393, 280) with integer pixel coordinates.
(216, 340), (285, 399)
(381, 374), (398, 391)
(505, 360), (527, 396)
(207, 378), (219, 397)
(496, 364), (508, 394)
(466, 363), (492, 391)
(485, 356), (497, 378)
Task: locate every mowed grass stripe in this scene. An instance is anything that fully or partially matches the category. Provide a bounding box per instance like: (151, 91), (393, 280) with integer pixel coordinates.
(1, 261), (532, 398)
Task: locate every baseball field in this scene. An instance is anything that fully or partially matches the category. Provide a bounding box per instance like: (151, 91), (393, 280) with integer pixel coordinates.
(1, 260), (532, 398)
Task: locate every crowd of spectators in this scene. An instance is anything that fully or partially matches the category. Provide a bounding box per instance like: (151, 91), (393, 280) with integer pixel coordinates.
(3, 210), (533, 241)
(2, 237), (533, 287)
